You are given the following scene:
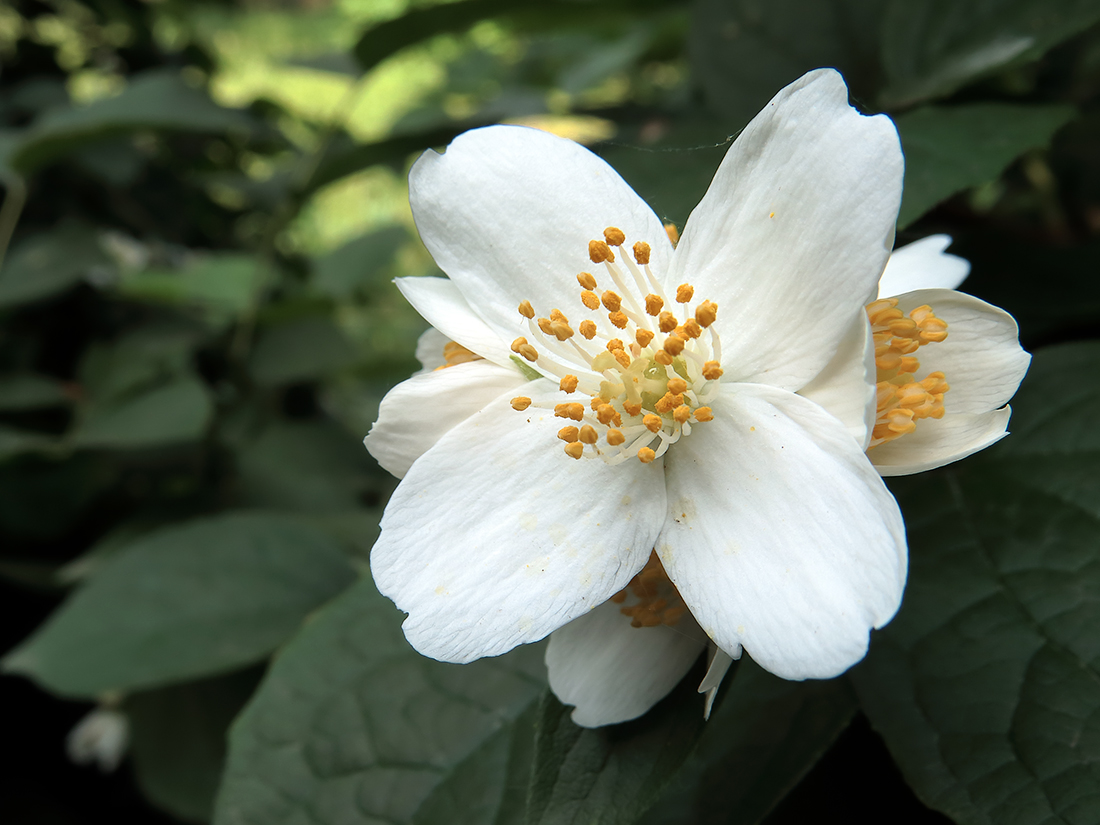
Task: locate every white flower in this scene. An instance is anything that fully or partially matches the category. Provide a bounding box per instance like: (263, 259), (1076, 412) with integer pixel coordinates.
(66, 707), (130, 772)
(865, 235), (1031, 475)
(544, 236), (1031, 727)
(365, 70), (907, 701)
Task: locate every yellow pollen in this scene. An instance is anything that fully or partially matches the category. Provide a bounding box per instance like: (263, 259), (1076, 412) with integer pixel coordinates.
(667, 377), (688, 394)
(663, 335), (686, 356)
(683, 318), (703, 339)
(606, 428), (625, 446)
(439, 341), (481, 368)
(654, 350), (673, 366)
(607, 338), (625, 352)
(554, 403), (585, 421)
(564, 441), (584, 460)
(538, 317), (553, 335)
(623, 401), (642, 417)
(702, 361), (723, 380)
(633, 242), (651, 265)
(673, 405), (691, 423)
(635, 329), (654, 347)
(557, 426), (579, 442)
(579, 320), (597, 339)
(579, 425), (598, 444)
(551, 322), (573, 341)
(518, 300), (535, 319)
(577, 272), (597, 290)
(638, 447), (656, 463)
(604, 226), (626, 246)
(609, 310), (628, 329)
(560, 375), (579, 393)
(664, 223), (680, 245)
(676, 284), (694, 303)
(581, 290), (600, 309)
(694, 406), (714, 422)
(695, 301), (718, 327)
(655, 392), (683, 413)
(643, 414), (662, 433)
(511, 396), (532, 411)
(550, 309), (567, 323)
(589, 240), (615, 263)
(645, 294), (664, 316)
(510, 337), (527, 353)
(601, 290), (622, 312)
(612, 348), (631, 369)
(619, 553), (687, 627)
(658, 312), (677, 333)
(518, 344), (539, 362)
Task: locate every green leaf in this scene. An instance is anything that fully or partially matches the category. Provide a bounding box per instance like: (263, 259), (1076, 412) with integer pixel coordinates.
(0, 425), (54, 462)
(248, 316), (358, 386)
(117, 253), (272, 325)
(0, 373), (71, 411)
(128, 669), (264, 824)
(213, 576), (546, 825)
(0, 223), (111, 310)
(527, 671), (708, 825)
(851, 342), (1100, 825)
(896, 103), (1077, 228)
(71, 374), (214, 449)
(879, 0), (1100, 109)
(310, 227), (407, 300)
(640, 660), (858, 825)
(3, 513), (356, 698)
(9, 70), (255, 174)
(236, 420), (371, 511)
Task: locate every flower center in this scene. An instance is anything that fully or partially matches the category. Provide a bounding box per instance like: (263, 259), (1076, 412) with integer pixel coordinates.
(866, 297), (950, 448)
(610, 551), (687, 628)
(509, 226), (724, 464)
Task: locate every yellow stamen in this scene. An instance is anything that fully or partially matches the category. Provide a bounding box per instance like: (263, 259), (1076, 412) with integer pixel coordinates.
(511, 397), (532, 411)
(633, 242), (651, 265)
(579, 320), (597, 339)
(636, 329), (655, 347)
(554, 403), (585, 421)
(638, 447), (656, 463)
(658, 312), (677, 333)
(702, 361), (723, 380)
(676, 284), (694, 303)
(664, 223), (679, 245)
(589, 240), (615, 263)
(564, 442), (584, 459)
(609, 311), (628, 329)
(602, 291), (622, 312)
(645, 294), (664, 316)
(560, 375), (579, 393)
(577, 272), (597, 290)
(581, 290), (600, 310)
(694, 407), (713, 422)
(579, 425), (598, 444)
(558, 426), (579, 442)
(695, 301), (718, 327)
(673, 405), (691, 423)
(643, 414), (662, 433)
(604, 227), (626, 246)
(518, 344), (539, 362)
(518, 300), (535, 319)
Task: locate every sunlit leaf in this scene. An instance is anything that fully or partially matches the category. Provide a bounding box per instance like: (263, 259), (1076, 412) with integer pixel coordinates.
(213, 576), (546, 825)
(896, 102), (1076, 228)
(3, 513), (356, 698)
(851, 342), (1100, 824)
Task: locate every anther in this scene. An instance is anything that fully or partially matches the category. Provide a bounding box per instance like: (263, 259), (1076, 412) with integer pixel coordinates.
(596, 405), (616, 425)
(558, 426), (579, 442)
(609, 311), (628, 329)
(589, 240), (615, 263)
(554, 403), (585, 421)
(655, 350), (673, 366)
(645, 295), (664, 316)
(601, 291), (622, 312)
(695, 301), (718, 327)
(511, 397), (532, 411)
(683, 318), (702, 339)
(667, 377), (688, 394)
(638, 447), (657, 463)
(694, 407), (714, 422)
(518, 344), (539, 362)
(673, 405), (691, 423)
(664, 223), (679, 245)
(633, 242), (651, 265)
(623, 401), (642, 417)
(551, 322), (573, 341)
(663, 335), (686, 356)
(604, 227), (626, 246)
(607, 339), (624, 352)
(676, 284), (694, 303)
(702, 361), (723, 380)
(564, 442), (584, 460)
(560, 375), (579, 393)
(655, 392), (683, 413)
(577, 272), (597, 290)
(579, 425), (598, 444)
(581, 290), (600, 309)
(518, 300), (535, 319)
(658, 312), (677, 333)
(643, 414), (662, 433)
(579, 320), (597, 339)
(511, 337), (528, 353)
(538, 317), (553, 335)
(612, 348), (631, 369)
(606, 429), (625, 446)
(636, 329), (654, 347)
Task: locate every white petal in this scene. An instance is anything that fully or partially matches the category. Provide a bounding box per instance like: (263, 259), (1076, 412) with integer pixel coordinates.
(699, 647), (737, 719)
(396, 276), (513, 368)
(658, 383), (907, 680)
(894, 289), (1030, 414)
(371, 383), (667, 663)
(408, 125), (672, 345)
(870, 407), (1011, 477)
(414, 326), (450, 373)
(797, 311), (876, 449)
(668, 69), (903, 391)
(546, 601), (707, 727)
(364, 360), (529, 479)
(878, 235), (970, 299)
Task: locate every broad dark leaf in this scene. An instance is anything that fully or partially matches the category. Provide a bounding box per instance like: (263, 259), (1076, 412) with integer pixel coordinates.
(0, 223), (111, 310)
(3, 513), (356, 697)
(248, 316), (358, 386)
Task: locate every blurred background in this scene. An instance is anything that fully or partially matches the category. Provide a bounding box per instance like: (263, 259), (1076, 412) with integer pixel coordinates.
(2, 0), (1099, 823)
